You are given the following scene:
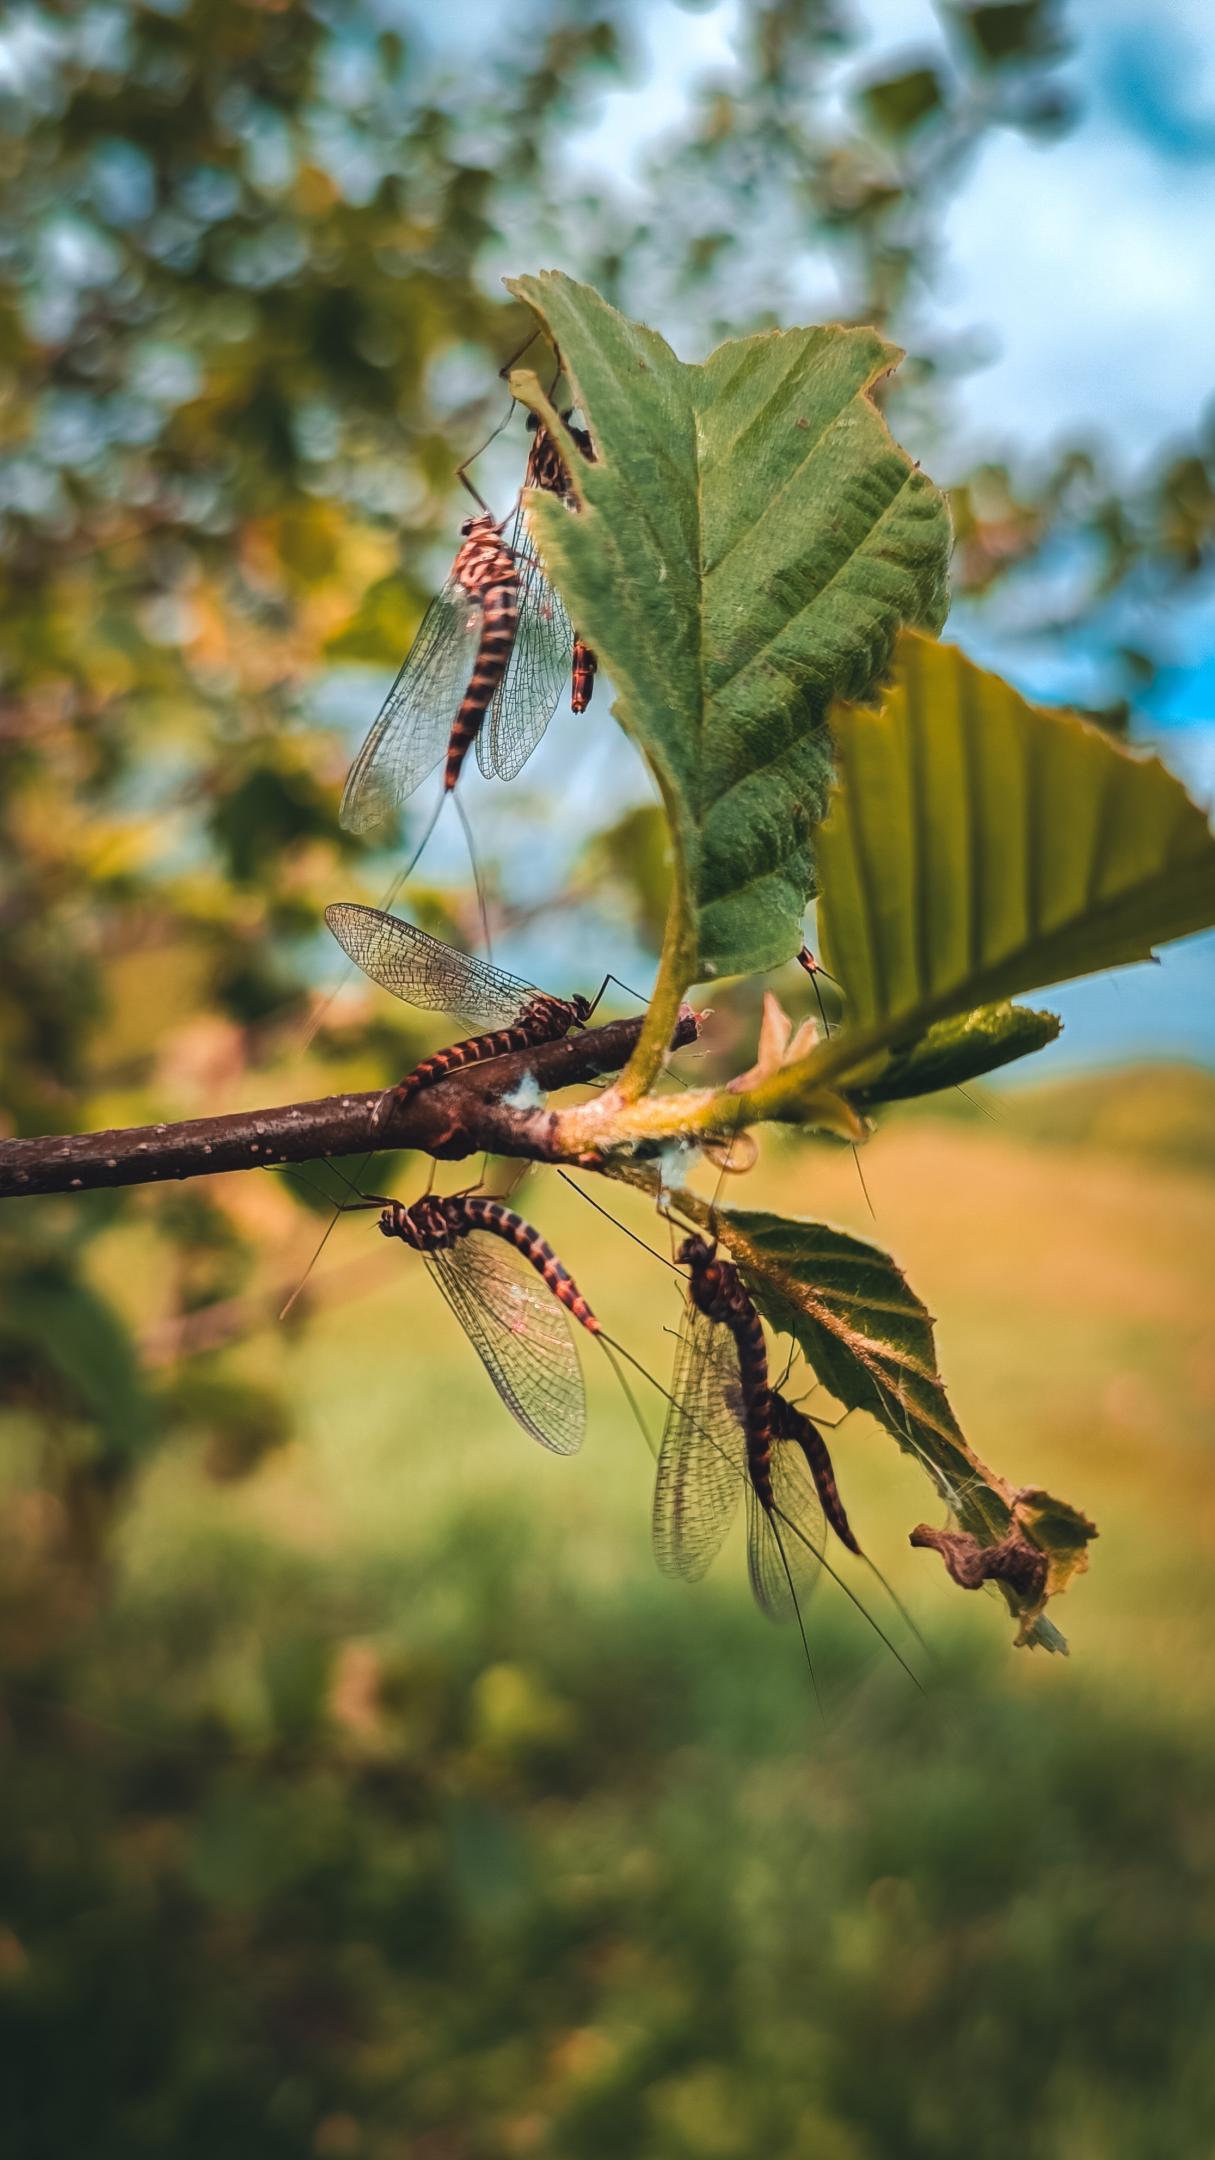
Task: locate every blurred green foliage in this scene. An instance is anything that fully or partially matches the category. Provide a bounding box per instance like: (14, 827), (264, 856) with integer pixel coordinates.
(2, 1501), (1214, 2159)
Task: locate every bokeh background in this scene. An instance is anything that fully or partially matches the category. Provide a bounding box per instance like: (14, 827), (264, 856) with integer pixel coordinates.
(2, 3), (1214, 2154)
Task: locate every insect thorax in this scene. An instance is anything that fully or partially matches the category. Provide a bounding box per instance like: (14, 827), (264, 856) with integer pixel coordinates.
(680, 1234), (747, 1325)
(519, 991), (579, 1036)
(380, 1195), (458, 1251)
(454, 519), (516, 594)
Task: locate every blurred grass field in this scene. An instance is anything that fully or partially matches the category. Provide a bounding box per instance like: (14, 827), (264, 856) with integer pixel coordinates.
(3, 1068), (1214, 2157)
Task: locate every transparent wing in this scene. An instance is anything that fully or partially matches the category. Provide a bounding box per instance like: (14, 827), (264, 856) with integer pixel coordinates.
(746, 1440), (826, 1625)
(652, 1303), (747, 1583)
(324, 904), (542, 1029)
(340, 572), (482, 833)
(477, 512), (572, 782)
(426, 1236), (585, 1456)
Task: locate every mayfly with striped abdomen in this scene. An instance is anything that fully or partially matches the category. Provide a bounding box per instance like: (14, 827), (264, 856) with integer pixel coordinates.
(370, 1189), (600, 1454)
(339, 412), (596, 838)
(652, 1231), (864, 1692)
(339, 511), (519, 835)
(477, 410), (597, 782)
(323, 900), (612, 1124)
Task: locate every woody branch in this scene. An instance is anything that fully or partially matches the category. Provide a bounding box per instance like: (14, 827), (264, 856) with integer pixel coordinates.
(0, 1011), (700, 1200)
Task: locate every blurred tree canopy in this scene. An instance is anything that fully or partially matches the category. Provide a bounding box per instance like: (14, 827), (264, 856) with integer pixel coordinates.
(1, 0), (1213, 1624)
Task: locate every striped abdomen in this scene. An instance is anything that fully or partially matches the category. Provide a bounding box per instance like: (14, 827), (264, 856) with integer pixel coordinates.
(681, 1237), (774, 1503)
(456, 1195), (600, 1335)
(445, 578), (518, 791)
(377, 997), (584, 1119)
(571, 638), (597, 714)
(728, 1295), (774, 1506)
(770, 1391), (860, 1555)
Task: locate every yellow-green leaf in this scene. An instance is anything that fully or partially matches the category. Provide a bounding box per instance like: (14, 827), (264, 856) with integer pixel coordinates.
(818, 632), (1215, 1035)
(850, 1001), (1061, 1103)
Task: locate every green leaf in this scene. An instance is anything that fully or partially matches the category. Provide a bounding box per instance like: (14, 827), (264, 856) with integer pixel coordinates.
(719, 1206), (991, 1524)
(949, 1), (1065, 68)
(850, 1000), (1061, 1103)
(817, 631), (1215, 1043)
(717, 1205), (1090, 1646)
(1015, 1488), (1098, 1608)
(860, 64), (948, 139)
(506, 272), (951, 985)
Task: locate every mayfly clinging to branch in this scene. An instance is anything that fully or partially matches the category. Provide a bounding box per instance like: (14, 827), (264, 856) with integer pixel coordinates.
(324, 900), (608, 1124)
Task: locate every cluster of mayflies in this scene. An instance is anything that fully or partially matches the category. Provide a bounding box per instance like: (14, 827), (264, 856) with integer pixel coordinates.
(306, 338), (916, 1701)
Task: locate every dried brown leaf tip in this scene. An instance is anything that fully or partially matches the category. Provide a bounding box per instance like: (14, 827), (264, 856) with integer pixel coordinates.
(909, 1523), (1050, 1602)
(911, 1484), (1097, 1644)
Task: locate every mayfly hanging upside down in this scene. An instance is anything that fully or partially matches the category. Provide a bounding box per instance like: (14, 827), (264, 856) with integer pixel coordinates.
(362, 1188), (601, 1455)
(653, 1231), (867, 1693)
(338, 413), (597, 839)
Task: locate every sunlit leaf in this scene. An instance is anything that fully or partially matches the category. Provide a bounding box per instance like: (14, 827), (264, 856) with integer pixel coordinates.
(850, 1001), (1061, 1103)
(816, 632), (1215, 1040)
(506, 272), (951, 982)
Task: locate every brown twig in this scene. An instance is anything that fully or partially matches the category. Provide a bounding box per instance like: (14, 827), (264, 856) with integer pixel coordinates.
(0, 1011), (700, 1200)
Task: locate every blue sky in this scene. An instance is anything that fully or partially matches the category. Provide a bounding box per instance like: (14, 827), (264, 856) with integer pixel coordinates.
(511, 1), (1215, 1070)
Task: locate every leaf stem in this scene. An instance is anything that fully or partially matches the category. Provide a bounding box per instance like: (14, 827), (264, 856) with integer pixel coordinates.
(616, 837), (699, 1100)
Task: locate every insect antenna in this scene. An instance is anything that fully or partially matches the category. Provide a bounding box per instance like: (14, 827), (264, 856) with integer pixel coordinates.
(703, 1105), (747, 1241)
(454, 391), (516, 499)
(766, 1508), (824, 1718)
(553, 1168), (682, 1275)
(278, 1154), (386, 1319)
(954, 1083), (1004, 1124)
(597, 970), (653, 1008)
(398, 788), (447, 894)
(770, 1493), (924, 1693)
(453, 790), (493, 959)
(852, 1145), (877, 1221)
(455, 468), (491, 513)
(300, 861), (411, 1052)
(450, 325), (560, 507)
(796, 946), (876, 1219)
(775, 1337), (798, 1393)
(799, 949), (833, 1037)
(858, 1553), (934, 1667)
(598, 1335), (658, 1461)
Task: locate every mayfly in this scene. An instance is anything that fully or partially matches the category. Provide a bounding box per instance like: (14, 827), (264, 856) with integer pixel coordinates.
(288, 905), (652, 1313)
(324, 900), (612, 1123)
(653, 1232), (864, 1686)
(339, 412), (596, 839)
(477, 409), (597, 782)
(374, 1189), (600, 1454)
